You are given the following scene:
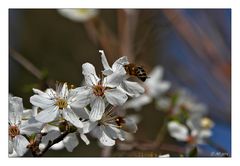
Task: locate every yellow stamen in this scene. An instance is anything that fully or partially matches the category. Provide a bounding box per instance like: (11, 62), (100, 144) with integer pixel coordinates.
(93, 85), (105, 96)
(200, 117), (213, 129)
(56, 99), (68, 109)
(9, 125), (20, 139)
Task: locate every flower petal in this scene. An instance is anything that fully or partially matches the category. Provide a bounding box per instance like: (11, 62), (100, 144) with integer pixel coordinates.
(100, 50), (112, 75)
(35, 105), (59, 123)
(22, 107), (38, 119)
(69, 87), (91, 108)
(9, 96), (24, 125)
(62, 107), (83, 128)
(82, 63), (100, 86)
(80, 133), (90, 145)
(30, 95), (55, 109)
(167, 121), (189, 141)
(121, 80), (145, 97)
(59, 83), (69, 98)
(13, 135), (29, 156)
(63, 133), (79, 152)
(112, 56), (129, 72)
(33, 88), (52, 99)
(9, 140), (13, 154)
(99, 127), (115, 146)
(148, 81), (171, 97)
(45, 88), (57, 98)
(82, 121), (98, 133)
(105, 88), (128, 106)
(198, 129), (212, 139)
(89, 97), (105, 121)
(20, 117), (44, 135)
(121, 117), (138, 133)
(124, 94), (151, 111)
(103, 69), (125, 88)
(147, 66), (163, 82)
(50, 141), (65, 150)
(106, 125), (125, 141)
(73, 107), (90, 120)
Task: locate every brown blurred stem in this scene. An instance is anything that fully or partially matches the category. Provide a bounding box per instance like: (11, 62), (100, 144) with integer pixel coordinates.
(9, 48), (53, 89)
(10, 49), (43, 80)
(101, 146), (113, 157)
(154, 118), (167, 146)
(84, 17), (119, 63)
(117, 9), (138, 62)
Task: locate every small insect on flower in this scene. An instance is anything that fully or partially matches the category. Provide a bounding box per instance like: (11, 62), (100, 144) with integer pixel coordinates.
(124, 63), (149, 82)
(100, 50), (145, 97)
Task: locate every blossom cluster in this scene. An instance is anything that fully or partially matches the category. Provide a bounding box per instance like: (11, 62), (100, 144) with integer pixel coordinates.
(9, 50), (143, 157)
(158, 90), (214, 145)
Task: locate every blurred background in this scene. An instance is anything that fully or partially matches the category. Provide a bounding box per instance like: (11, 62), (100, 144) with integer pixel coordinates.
(9, 9), (231, 157)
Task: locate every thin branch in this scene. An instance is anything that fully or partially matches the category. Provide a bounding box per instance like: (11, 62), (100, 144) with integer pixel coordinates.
(154, 118), (167, 146)
(84, 17), (119, 63)
(9, 49), (43, 80)
(117, 9), (138, 62)
(101, 146), (113, 157)
(32, 131), (70, 157)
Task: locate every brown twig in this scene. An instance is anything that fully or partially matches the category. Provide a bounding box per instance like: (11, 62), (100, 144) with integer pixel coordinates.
(9, 49), (44, 80)
(84, 16), (119, 63)
(38, 131), (69, 157)
(101, 146), (113, 157)
(117, 9), (138, 62)
(30, 131), (70, 157)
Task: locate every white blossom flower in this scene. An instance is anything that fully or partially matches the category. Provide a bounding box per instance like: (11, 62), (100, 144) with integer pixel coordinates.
(30, 82), (89, 128)
(124, 66), (171, 111)
(9, 96), (42, 156)
(167, 121), (189, 142)
(83, 108), (137, 146)
(100, 50), (145, 97)
(157, 89), (207, 117)
(81, 62), (128, 121)
(167, 117), (214, 144)
(174, 90), (205, 114)
(186, 117), (214, 144)
(58, 9), (98, 22)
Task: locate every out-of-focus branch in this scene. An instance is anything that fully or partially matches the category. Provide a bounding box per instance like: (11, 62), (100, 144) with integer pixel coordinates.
(117, 140), (186, 155)
(154, 119), (167, 146)
(162, 9), (230, 86)
(10, 49), (43, 80)
(117, 9), (139, 62)
(101, 146), (113, 157)
(84, 17), (119, 63)
(9, 48), (52, 89)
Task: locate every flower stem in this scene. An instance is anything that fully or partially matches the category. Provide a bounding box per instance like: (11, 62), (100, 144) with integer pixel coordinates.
(154, 116), (168, 146)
